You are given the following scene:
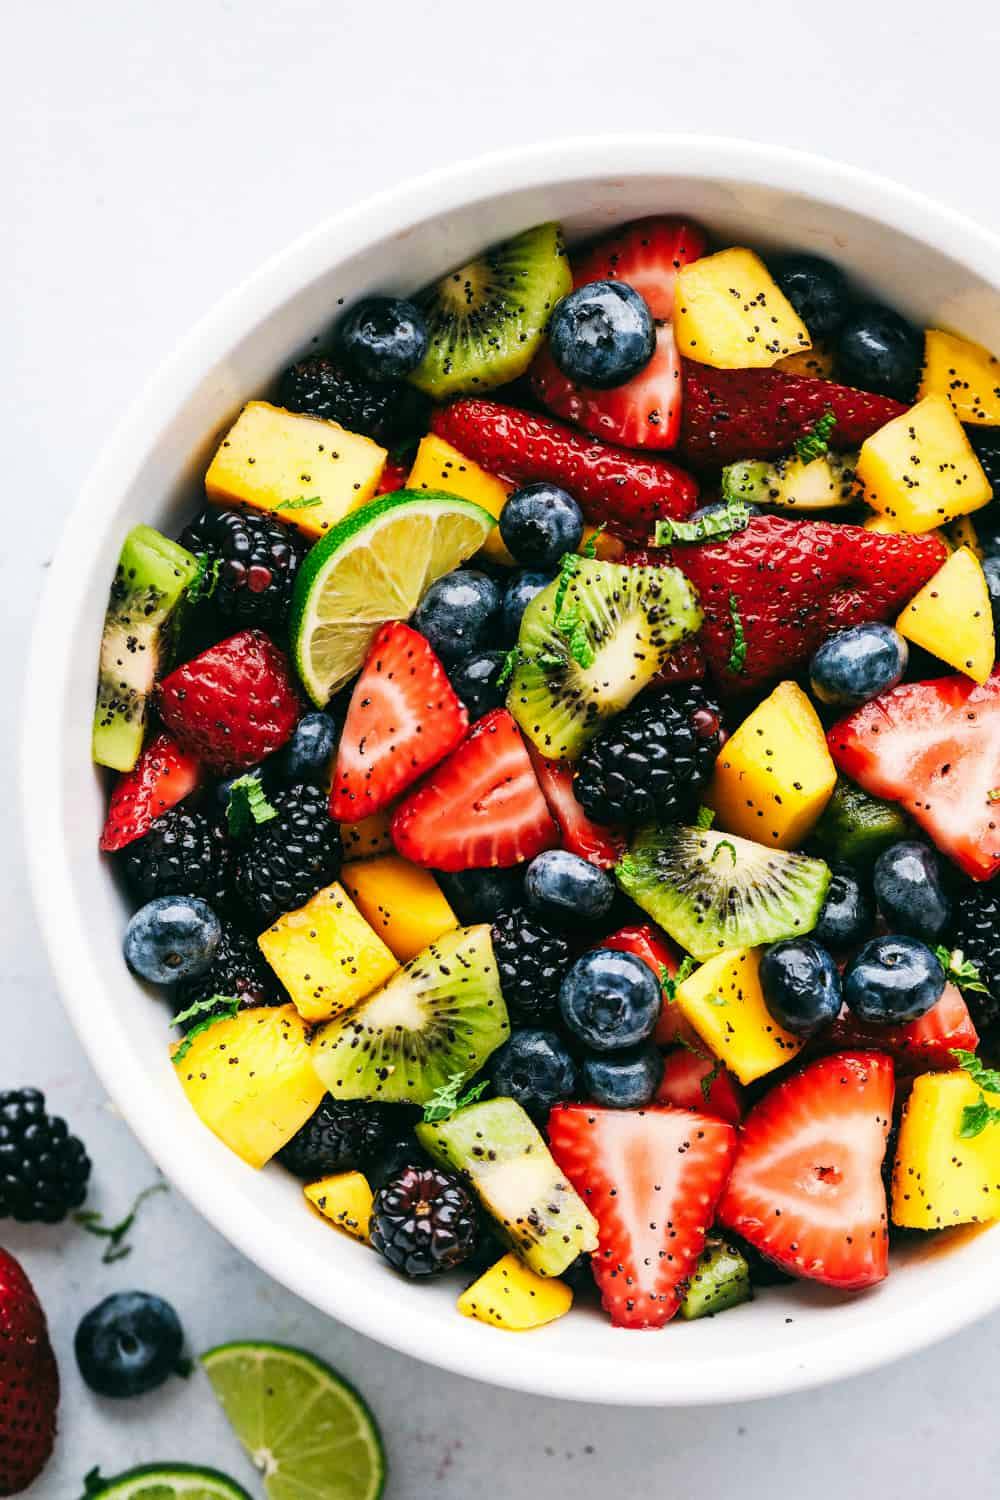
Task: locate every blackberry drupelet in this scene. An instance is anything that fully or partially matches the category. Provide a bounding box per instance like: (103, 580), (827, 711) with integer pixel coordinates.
(174, 925), (284, 1027)
(0, 1089), (91, 1223)
(122, 808), (232, 908)
(950, 880), (1000, 1034)
(277, 355), (430, 447)
(491, 906), (572, 1026)
(370, 1164), (479, 1277)
(233, 782), (342, 924)
(180, 508), (305, 627)
(574, 685), (722, 825)
(277, 1097), (387, 1180)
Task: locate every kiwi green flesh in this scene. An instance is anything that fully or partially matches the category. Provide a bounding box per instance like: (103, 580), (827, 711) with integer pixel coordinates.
(311, 925), (509, 1105)
(407, 221), (572, 399)
(679, 1238), (752, 1321)
(723, 452), (858, 512)
(507, 558), (702, 759)
(617, 824), (831, 961)
(92, 525), (199, 771)
(810, 776), (911, 867)
(417, 1097), (599, 1277)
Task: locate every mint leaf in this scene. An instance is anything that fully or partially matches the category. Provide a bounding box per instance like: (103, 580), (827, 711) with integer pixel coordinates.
(171, 997), (242, 1064)
(275, 494), (322, 512)
(694, 805), (716, 831)
(700, 1058), (724, 1103)
(959, 1097), (1000, 1139)
(951, 1049), (1000, 1138)
(654, 498), (753, 548)
(74, 1182), (168, 1264)
(951, 1049), (1000, 1094)
(936, 948), (990, 996)
(496, 645), (524, 689)
(187, 554), (220, 605)
(793, 410), (837, 464)
(660, 954), (698, 1004)
(227, 774), (279, 837)
(552, 552), (579, 621)
(710, 839), (737, 865)
(422, 1073), (488, 1123)
(727, 594), (747, 674)
(581, 524), (605, 558)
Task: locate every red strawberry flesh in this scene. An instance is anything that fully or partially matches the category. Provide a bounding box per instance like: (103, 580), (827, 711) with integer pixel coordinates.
(816, 985), (978, 1072)
(598, 923), (701, 1049)
(526, 745), (626, 869)
(157, 629), (300, 772)
(655, 1047), (744, 1126)
(99, 732), (202, 852)
(531, 323), (683, 450)
(571, 216), (707, 320)
(0, 1249), (58, 1496)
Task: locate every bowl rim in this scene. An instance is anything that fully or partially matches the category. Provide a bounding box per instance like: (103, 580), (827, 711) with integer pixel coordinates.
(23, 133), (1000, 1406)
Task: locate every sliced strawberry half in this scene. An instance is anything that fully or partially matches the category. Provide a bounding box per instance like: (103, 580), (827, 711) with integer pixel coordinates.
(571, 216), (708, 320)
(817, 985), (978, 1072)
(656, 1047), (744, 1127)
(99, 732), (202, 852)
(526, 744), (626, 869)
(828, 670), (1000, 882)
(548, 1103), (737, 1328)
(717, 1051), (894, 1290)
(531, 323), (683, 450)
(598, 923), (700, 1048)
(329, 621), (468, 821)
(390, 708), (558, 870)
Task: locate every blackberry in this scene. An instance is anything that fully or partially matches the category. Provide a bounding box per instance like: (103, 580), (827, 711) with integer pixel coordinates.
(370, 1164), (479, 1277)
(278, 355), (430, 447)
(234, 782), (342, 924)
(122, 808), (232, 909)
(277, 1097), (387, 1180)
(0, 1089), (91, 1223)
(574, 685), (722, 825)
(174, 926), (284, 1028)
(950, 880), (1000, 1034)
(491, 906), (572, 1026)
(180, 508), (305, 627)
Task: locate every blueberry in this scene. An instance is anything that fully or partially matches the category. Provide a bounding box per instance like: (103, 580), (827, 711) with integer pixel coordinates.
(836, 304), (923, 401)
(759, 938), (842, 1038)
(499, 484), (583, 569)
(272, 711), (339, 785)
(843, 935), (946, 1023)
(489, 1029), (578, 1115)
(548, 281), (656, 389)
(436, 867), (524, 923)
(813, 866), (873, 953)
(335, 295), (428, 381)
(448, 650), (507, 720)
(123, 896), (221, 985)
(809, 623), (908, 707)
(873, 840), (951, 942)
(525, 850), (615, 930)
(502, 570), (554, 642)
(965, 428), (1000, 548)
(75, 1291), (185, 1398)
(581, 1045), (663, 1108)
(770, 253), (850, 340)
(559, 947), (661, 1051)
(983, 554), (1000, 629)
(411, 569), (503, 665)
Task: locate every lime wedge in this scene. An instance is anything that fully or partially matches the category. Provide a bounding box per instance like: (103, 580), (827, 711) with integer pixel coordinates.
(201, 1341), (386, 1500)
(82, 1464), (252, 1499)
(289, 489), (495, 704)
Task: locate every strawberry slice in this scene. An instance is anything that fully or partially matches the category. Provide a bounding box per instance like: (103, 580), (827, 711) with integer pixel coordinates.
(548, 1103), (737, 1328)
(817, 985), (979, 1072)
(717, 1051), (894, 1290)
(0, 1247), (59, 1496)
(531, 324), (683, 450)
(526, 745), (626, 869)
(158, 629), (301, 772)
(375, 455), (411, 494)
(598, 923), (700, 1048)
(571, 216), (708, 320)
(390, 708), (558, 871)
(829, 671), (1000, 881)
(431, 399), (698, 544)
(672, 515), (947, 690)
(655, 1047), (744, 1126)
(99, 732), (202, 852)
(677, 362), (907, 467)
(329, 621), (468, 821)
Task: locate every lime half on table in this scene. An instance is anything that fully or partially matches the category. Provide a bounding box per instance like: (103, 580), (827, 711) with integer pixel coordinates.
(81, 1464), (252, 1499)
(201, 1341), (386, 1500)
(290, 488), (496, 705)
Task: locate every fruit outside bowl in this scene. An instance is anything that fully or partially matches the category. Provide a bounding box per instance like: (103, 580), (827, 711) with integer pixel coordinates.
(22, 135), (1000, 1406)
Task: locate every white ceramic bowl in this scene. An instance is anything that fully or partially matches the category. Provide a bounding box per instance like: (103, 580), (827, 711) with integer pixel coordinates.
(23, 135), (1000, 1406)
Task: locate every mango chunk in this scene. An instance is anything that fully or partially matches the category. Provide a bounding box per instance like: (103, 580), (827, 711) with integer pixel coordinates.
(919, 328), (1000, 425)
(674, 248), (811, 369)
(257, 881), (397, 1023)
(304, 1171), (374, 1243)
(892, 1071), (1000, 1229)
(341, 854), (457, 963)
(707, 681), (836, 848)
(896, 546), (995, 684)
(206, 401), (386, 540)
(457, 1253), (572, 1331)
(946, 513), (984, 559)
(407, 432), (513, 565)
(855, 394), (992, 533)
(776, 341), (835, 379)
(339, 812), (395, 859)
(173, 1005), (324, 1168)
(675, 947), (804, 1085)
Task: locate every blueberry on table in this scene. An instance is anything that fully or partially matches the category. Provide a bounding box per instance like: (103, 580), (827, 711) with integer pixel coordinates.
(411, 569), (503, 665)
(502, 570), (553, 642)
(548, 280), (656, 389)
(489, 1029), (578, 1115)
(335, 295), (428, 381)
(770, 253), (850, 340)
(448, 650), (508, 719)
(809, 623), (908, 707)
(813, 866), (874, 954)
(843, 935), (946, 1023)
(559, 947), (662, 1051)
(873, 840), (951, 942)
(524, 849), (616, 930)
(499, 483), (583, 568)
(580, 1045), (664, 1109)
(75, 1291), (185, 1398)
(123, 896), (221, 986)
(272, 711), (340, 785)
(759, 938), (842, 1038)
(836, 303), (923, 401)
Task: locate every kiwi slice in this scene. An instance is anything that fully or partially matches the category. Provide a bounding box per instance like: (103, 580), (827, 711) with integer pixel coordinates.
(407, 222), (572, 399)
(507, 557), (701, 759)
(93, 525), (200, 771)
(811, 776), (912, 867)
(722, 451), (858, 513)
(679, 1237), (752, 1321)
(617, 824), (831, 961)
(311, 924), (509, 1105)
(416, 1096), (598, 1277)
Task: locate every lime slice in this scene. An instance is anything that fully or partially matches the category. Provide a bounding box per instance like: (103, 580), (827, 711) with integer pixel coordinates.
(82, 1464), (252, 1499)
(289, 489), (495, 704)
(201, 1341), (386, 1500)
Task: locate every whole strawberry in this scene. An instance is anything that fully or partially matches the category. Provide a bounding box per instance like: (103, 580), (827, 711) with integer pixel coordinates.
(0, 1250), (58, 1495)
(157, 629), (300, 772)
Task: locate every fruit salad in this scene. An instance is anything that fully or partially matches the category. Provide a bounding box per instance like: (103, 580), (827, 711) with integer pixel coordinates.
(93, 214), (1000, 1333)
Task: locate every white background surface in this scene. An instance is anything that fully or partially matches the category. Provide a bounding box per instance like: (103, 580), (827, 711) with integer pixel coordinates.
(7, 1), (1000, 1494)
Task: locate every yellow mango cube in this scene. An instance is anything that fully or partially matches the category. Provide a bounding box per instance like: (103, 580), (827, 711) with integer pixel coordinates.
(257, 881), (397, 1024)
(896, 546), (995, 684)
(341, 855), (457, 963)
(339, 811), (395, 859)
(892, 1071), (1000, 1229)
(205, 401), (386, 540)
(919, 328), (1000, 425)
(946, 513), (984, 559)
(173, 1005), (324, 1168)
(407, 433), (512, 565)
(707, 681), (836, 848)
(304, 1171), (374, 1243)
(776, 341), (835, 379)
(675, 947), (804, 1085)
(457, 1253), (573, 1331)
(674, 248), (811, 369)
(855, 394), (992, 533)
